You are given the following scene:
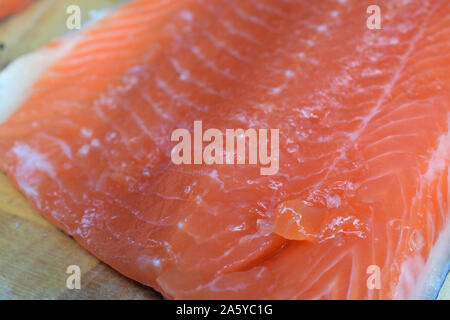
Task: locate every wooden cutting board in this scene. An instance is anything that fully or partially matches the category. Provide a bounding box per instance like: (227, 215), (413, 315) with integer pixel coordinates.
(0, 0), (448, 300)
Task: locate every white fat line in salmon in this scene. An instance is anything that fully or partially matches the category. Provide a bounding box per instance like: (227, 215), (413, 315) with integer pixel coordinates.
(171, 121), (279, 176)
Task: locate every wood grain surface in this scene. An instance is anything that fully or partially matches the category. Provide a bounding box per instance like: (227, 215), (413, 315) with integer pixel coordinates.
(0, 0), (448, 300)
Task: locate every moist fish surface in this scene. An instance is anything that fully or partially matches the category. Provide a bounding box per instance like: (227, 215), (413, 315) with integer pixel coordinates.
(0, 0), (449, 299)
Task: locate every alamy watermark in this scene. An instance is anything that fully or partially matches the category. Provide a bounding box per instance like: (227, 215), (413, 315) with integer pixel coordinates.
(66, 5), (81, 30)
(367, 5), (382, 30)
(171, 121), (279, 176)
(66, 265), (81, 290)
(366, 265), (381, 290)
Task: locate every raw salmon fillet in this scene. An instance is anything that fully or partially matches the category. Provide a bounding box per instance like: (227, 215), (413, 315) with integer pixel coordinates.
(0, 0), (449, 299)
(0, 0), (34, 19)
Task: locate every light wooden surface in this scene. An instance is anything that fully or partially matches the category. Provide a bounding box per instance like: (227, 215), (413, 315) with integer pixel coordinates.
(0, 0), (448, 300)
